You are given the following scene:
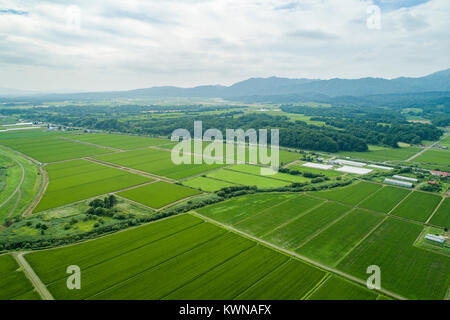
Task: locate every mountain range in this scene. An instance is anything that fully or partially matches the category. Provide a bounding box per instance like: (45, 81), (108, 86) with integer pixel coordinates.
(1, 68), (449, 101)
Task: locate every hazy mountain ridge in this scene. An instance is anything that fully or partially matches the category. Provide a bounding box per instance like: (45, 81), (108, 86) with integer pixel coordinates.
(1, 69), (449, 101)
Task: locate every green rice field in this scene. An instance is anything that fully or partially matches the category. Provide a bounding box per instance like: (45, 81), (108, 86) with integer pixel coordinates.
(307, 276), (379, 300)
(228, 164), (310, 183)
(0, 254), (39, 300)
(308, 181), (382, 205)
(206, 168), (291, 189)
(288, 164), (343, 177)
(24, 214), (368, 300)
(117, 181), (202, 209)
(358, 186), (411, 213)
(69, 133), (171, 150)
(390, 191), (442, 222)
(428, 197), (449, 228)
(182, 176), (238, 192)
(34, 159), (151, 212)
(338, 146), (421, 162)
(412, 149), (450, 167)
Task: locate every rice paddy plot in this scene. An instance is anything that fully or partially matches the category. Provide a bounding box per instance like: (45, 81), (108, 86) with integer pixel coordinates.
(228, 164), (310, 183)
(235, 195), (324, 237)
(296, 209), (385, 266)
(337, 218), (450, 300)
(163, 245), (288, 300)
(338, 146), (421, 162)
(34, 159), (151, 212)
(264, 201), (351, 250)
(206, 168), (291, 189)
(307, 276), (378, 300)
(429, 197), (450, 228)
(69, 133), (171, 150)
(412, 149), (450, 167)
(197, 193), (297, 225)
(390, 191), (442, 223)
(235, 259), (326, 300)
(94, 148), (224, 180)
(308, 181), (382, 205)
(117, 181), (202, 209)
(182, 176), (239, 192)
(26, 214), (203, 284)
(358, 186), (411, 213)
(0, 254), (38, 300)
(0, 136), (110, 163)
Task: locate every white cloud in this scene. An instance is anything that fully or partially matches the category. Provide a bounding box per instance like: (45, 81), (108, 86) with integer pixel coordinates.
(0, 0), (448, 91)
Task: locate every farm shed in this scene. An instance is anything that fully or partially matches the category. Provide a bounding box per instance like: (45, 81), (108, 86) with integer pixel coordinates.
(336, 166), (373, 175)
(392, 175), (418, 182)
(384, 178), (413, 188)
(302, 162), (333, 170)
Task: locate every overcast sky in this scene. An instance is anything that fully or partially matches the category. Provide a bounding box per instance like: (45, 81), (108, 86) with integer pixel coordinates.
(0, 0), (448, 92)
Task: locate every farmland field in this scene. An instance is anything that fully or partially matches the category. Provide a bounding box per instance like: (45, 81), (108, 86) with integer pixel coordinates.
(307, 276), (378, 300)
(338, 146), (421, 162)
(296, 209), (386, 266)
(308, 181), (382, 205)
(206, 168), (291, 188)
(358, 186), (411, 213)
(412, 149), (450, 167)
(69, 133), (171, 150)
(338, 218), (450, 300)
(0, 135), (110, 163)
(94, 148), (224, 179)
(264, 201), (352, 249)
(182, 176), (238, 192)
(117, 181), (202, 209)
(34, 159), (151, 212)
(228, 164), (310, 183)
(0, 254), (39, 300)
(429, 197), (450, 228)
(25, 214), (360, 300)
(288, 164), (343, 177)
(390, 191), (442, 222)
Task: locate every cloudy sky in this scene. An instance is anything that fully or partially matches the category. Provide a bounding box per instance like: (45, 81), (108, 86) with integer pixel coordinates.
(0, 0), (448, 92)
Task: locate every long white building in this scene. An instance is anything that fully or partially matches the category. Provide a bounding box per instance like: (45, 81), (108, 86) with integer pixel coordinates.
(392, 175), (418, 182)
(384, 178), (413, 188)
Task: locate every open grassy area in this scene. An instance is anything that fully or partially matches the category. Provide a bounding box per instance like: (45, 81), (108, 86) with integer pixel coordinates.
(182, 176), (239, 192)
(0, 254), (39, 300)
(206, 168), (291, 189)
(34, 159), (151, 212)
(25, 214), (337, 300)
(94, 148), (224, 180)
(307, 276), (378, 300)
(69, 133), (171, 150)
(287, 164), (343, 177)
(308, 181), (382, 205)
(358, 186), (411, 213)
(390, 191), (442, 223)
(338, 218), (450, 300)
(429, 197), (450, 229)
(117, 181), (202, 209)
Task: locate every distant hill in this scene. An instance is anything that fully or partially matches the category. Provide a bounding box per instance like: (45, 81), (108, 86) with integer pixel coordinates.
(1, 69), (450, 101)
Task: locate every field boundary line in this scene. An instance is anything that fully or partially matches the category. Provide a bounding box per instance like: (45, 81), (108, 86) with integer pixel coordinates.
(190, 211), (405, 300)
(84, 157), (175, 182)
(233, 195), (300, 227)
(85, 231), (231, 300)
(42, 220), (212, 287)
(260, 199), (328, 238)
(425, 196), (445, 224)
(301, 273), (330, 300)
(159, 243), (260, 300)
(386, 189), (413, 215)
(59, 136), (122, 152)
(230, 259), (291, 300)
(13, 252), (54, 300)
(333, 216), (389, 267)
(354, 185), (385, 208)
(294, 208), (356, 250)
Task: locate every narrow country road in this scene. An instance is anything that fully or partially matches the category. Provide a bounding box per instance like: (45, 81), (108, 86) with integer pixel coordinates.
(13, 252), (54, 300)
(406, 134), (448, 162)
